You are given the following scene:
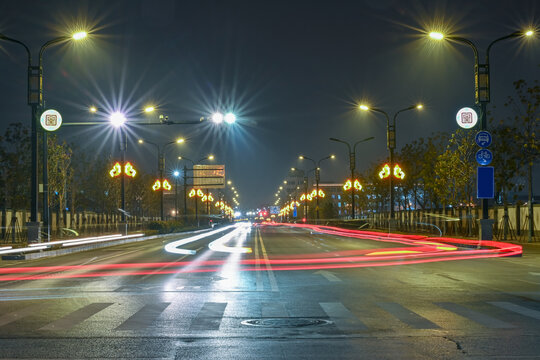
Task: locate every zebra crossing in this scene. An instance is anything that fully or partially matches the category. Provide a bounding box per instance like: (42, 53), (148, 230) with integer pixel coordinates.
(0, 298), (538, 336)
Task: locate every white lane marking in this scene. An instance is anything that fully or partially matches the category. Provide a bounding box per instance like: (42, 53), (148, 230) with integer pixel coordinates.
(490, 301), (540, 320)
(314, 270), (342, 282)
(320, 302), (368, 330)
(435, 302), (515, 329)
(515, 279), (540, 285)
(254, 227), (264, 291)
(258, 228), (278, 292)
(39, 302), (113, 331)
(0, 303), (48, 326)
(164, 225), (236, 255)
(80, 257), (98, 266)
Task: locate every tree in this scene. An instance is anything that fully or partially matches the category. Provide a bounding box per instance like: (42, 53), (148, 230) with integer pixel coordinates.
(504, 79), (539, 242)
(0, 123), (30, 212)
(47, 135), (73, 226)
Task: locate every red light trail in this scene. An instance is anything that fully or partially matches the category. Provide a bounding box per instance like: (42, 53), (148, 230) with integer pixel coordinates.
(0, 223), (521, 281)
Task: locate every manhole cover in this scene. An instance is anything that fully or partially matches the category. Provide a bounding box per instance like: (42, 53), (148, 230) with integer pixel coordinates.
(241, 318), (332, 328)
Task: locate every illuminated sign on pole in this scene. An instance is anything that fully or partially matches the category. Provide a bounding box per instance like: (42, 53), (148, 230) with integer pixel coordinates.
(456, 107), (478, 129)
(40, 109), (62, 131)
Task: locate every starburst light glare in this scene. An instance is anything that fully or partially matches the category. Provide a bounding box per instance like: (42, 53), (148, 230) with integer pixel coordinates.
(429, 32), (444, 40)
(72, 31), (87, 40)
(525, 30), (534, 36)
(211, 112), (224, 124)
(224, 112), (236, 124)
(109, 112), (126, 127)
(359, 104), (369, 111)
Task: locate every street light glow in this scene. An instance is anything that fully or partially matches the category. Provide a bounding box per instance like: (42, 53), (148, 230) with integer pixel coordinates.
(211, 112), (224, 124)
(89, 106), (97, 113)
(176, 138), (185, 143)
(330, 155), (336, 159)
(525, 30), (534, 36)
(224, 112), (236, 124)
(429, 32), (444, 40)
(109, 112), (126, 127)
(208, 155), (215, 160)
(417, 104), (423, 109)
(138, 139), (144, 144)
(72, 31), (88, 40)
(173, 171), (180, 177)
(145, 106), (155, 113)
(299, 155), (304, 160)
(359, 104), (369, 111)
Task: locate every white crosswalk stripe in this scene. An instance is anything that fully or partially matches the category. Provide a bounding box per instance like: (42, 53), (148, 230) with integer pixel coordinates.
(0, 299), (539, 334)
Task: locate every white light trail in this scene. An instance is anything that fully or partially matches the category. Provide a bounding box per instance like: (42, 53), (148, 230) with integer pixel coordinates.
(164, 225), (237, 255)
(29, 234), (124, 247)
(208, 222), (252, 254)
(62, 233), (144, 247)
(0, 246), (48, 255)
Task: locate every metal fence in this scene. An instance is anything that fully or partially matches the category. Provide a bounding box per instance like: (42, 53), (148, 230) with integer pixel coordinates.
(364, 204), (539, 242)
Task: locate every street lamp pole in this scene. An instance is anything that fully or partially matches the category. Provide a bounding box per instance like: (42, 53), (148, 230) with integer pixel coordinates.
(360, 105), (421, 223)
(0, 31), (87, 242)
(428, 29), (534, 240)
(183, 165), (188, 219)
(330, 136), (374, 219)
(139, 138), (184, 221)
(173, 171), (180, 221)
(178, 155), (214, 227)
(299, 154), (335, 222)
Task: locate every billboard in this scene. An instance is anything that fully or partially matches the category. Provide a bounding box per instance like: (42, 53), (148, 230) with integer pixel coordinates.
(193, 165), (225, 188)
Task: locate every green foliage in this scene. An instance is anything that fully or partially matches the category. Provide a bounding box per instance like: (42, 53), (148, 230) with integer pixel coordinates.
(433, 129), (476, 207)
(47, 135), (73, 223)
(146, 220), (187, 234)
(0, 123), (30, 211)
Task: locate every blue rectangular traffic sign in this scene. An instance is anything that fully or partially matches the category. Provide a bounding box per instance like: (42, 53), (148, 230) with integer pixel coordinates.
(477, 166), (494, 199)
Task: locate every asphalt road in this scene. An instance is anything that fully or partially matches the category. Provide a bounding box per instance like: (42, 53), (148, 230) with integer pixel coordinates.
(0, 222), (539, 359)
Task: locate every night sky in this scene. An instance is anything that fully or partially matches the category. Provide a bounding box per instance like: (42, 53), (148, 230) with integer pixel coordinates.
(1, 0), (538, 209)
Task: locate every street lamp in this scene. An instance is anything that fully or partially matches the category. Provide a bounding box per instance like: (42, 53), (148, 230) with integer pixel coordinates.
(108, 112), (130, 231)
(173, 171), (180, 220)
(138, 137), (185, 220)
(359, 103), (422, 224)
(428, 28), (535, 240)
(0, 30), (88, 242)
(329, 136), (375, 219)
(178, 155), (215, 226)
(210, 112), (236, 125)
(298, 154), (335, 222)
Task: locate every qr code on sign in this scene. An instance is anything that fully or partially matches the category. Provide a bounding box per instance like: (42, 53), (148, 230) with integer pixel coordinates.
(45, 115), (57, 126)
(460, 112), (473, 124)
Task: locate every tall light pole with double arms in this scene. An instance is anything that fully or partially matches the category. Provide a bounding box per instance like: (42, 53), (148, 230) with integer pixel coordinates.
(177, 155), (215, 225)
(329, 136), (374, 219)
(138, 138), (185, 220)
(298, 154), (335, 222)
(0, 30), (88, 242)
(359, 104), (422, 224)
(428, 28), (535, 241)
